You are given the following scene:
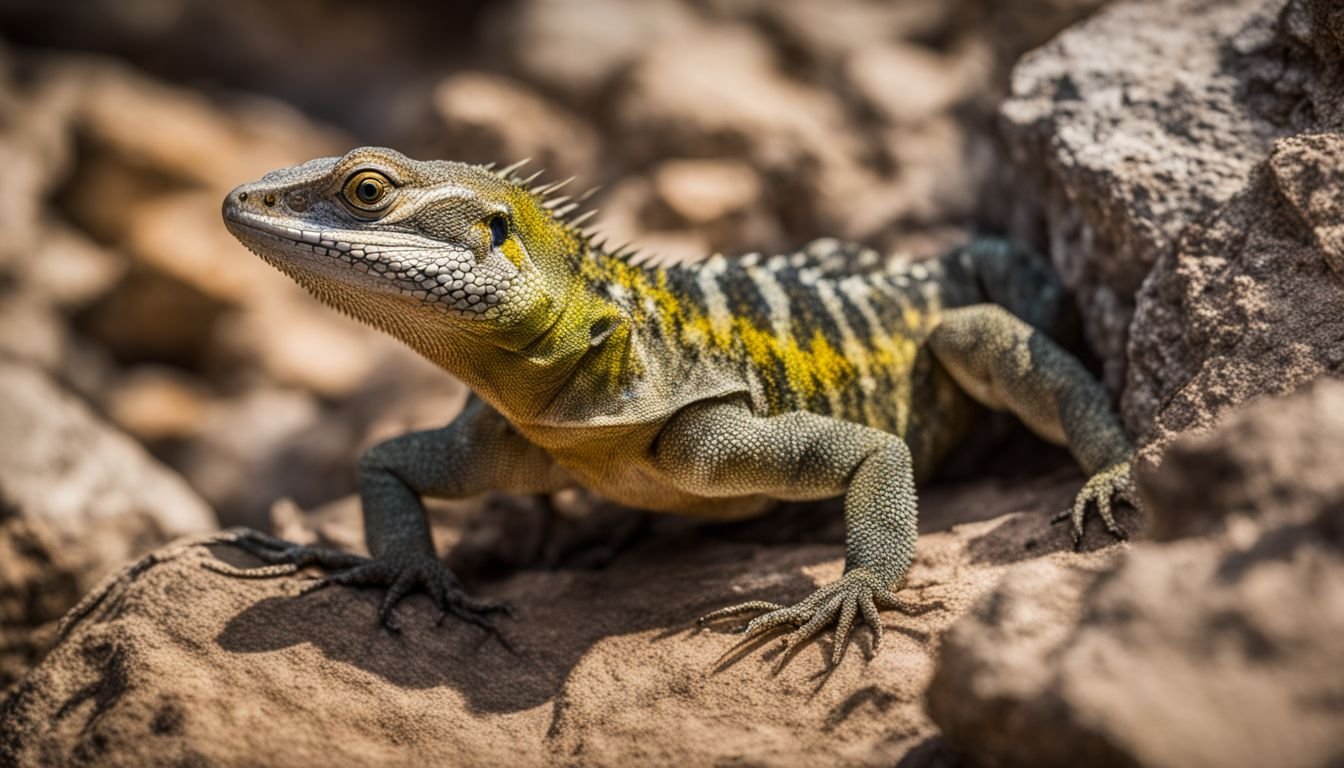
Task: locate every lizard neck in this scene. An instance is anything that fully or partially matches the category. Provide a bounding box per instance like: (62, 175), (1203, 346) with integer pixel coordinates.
(437, 247), (642, 424)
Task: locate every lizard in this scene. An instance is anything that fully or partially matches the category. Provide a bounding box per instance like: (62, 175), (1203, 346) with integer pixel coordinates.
(214, 146), (1137, 665)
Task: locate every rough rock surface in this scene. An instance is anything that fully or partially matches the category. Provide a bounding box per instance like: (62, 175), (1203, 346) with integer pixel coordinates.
(1137, 377), (1344, 541)
(0, 475), (1138, 767)
(1125, 130), (1344, 463)
(1001, 0), (1344, 392)
(0, 361), (216, 690)
(927, 380), (1344, 768)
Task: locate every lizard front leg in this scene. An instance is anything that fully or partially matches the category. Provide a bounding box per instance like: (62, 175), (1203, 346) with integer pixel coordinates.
(209, 397), (572, 632)
(928, 304), (1137, 548)
(656, 400), (930, 667)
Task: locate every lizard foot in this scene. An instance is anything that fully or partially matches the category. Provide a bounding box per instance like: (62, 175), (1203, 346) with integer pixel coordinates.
(205, 529), (511, 636)
(698, 568), (938, 670)
(1052, 461), (1137, 550)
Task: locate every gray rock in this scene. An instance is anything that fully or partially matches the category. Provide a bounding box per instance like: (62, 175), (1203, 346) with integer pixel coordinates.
(928, 382), (1344, 768)
(1000, 0), (1339, 392)
(1137, 378), (1344, 541)
(1124, 133), (1344, 461)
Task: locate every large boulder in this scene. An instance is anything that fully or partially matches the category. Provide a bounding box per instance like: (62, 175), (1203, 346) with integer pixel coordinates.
(1000, 0), (1344, 393)
(927, 380), (1344, 768)
(1125, 132), (1344, 464)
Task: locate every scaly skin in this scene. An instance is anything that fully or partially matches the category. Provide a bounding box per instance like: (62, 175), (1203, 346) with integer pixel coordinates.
(217, 147), (1137, 665)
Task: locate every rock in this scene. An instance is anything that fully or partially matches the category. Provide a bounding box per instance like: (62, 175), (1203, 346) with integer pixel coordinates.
(73, 265), (231, 370)
(102, 367), (212, 443)
(879, 116), (980, 227)
(612, 26), (901, 244)
(44, 57), (340, 192)
(927, 383), (1344, 768)
(0, 361), (216, 689)
(486, 0), (701, 103)
(20, 220), (125, 310)
(402, 73), (600, 183)
(0, 472), (1138, 766)
(999, 0), (1342, 391)
(0, 293), (67, 373)
(1267, 131), (1344, 275)
(845, 41), (986, 126)
(954, 0), (1111, 72)
(0, 1), (480, 138)
(0, 362), (217, 574)
(1124, 133), (1344, 461)
(0, 514), (81, 694)
(1138, 378), (1344, 541)
(651, 159), (762, 226)
(751, 0), (952, 71)
(213, 298), (392, 400)
(170, 386), (328, 525)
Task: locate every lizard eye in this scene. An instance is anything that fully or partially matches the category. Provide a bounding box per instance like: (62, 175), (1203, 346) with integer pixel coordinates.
(488, 214), (509, 248)
(342, 170), (392, 212)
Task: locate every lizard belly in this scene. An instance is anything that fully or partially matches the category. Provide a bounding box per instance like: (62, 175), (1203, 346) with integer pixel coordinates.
(517, 419), (774, 520)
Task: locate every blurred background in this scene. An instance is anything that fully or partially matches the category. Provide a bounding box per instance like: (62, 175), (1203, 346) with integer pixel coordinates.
(0, 0), (1107, 538)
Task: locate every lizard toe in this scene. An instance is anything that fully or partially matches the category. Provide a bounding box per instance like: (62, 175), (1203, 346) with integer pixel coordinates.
(1067, 460), (1136, 548)
(705, 568), (912, 671)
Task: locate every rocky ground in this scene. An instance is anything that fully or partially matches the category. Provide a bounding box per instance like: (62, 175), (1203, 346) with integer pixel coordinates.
(0, 0), (1341, 766)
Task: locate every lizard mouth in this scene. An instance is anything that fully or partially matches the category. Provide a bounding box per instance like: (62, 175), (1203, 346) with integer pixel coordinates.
(223, 208), (360, 261)
(220, 205), (402, 304)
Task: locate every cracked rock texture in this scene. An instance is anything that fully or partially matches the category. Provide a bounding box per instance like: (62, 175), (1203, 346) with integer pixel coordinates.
(1001, 0), (1344, 395)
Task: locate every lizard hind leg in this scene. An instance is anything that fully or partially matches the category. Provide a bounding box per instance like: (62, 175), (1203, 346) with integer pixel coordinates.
(928, 304), (1138, 549)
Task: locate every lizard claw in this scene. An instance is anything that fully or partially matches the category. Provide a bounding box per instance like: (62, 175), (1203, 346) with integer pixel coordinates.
(207, 529), (509, 638)
(1053, 461), (1137, 549)
(700, 569), (934, 670)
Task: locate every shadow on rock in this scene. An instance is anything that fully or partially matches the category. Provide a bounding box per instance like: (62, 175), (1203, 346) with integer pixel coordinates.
(212, 531), (825, 714)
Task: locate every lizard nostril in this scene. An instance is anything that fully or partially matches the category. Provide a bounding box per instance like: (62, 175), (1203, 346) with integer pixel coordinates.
(238, 192), (248, 202)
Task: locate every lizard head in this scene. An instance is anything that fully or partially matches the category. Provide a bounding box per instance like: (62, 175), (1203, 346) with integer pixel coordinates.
(222, 147), (601, 377)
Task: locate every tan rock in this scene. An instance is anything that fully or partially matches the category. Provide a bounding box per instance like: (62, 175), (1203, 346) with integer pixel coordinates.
(0, 514), (80, 692)
(487, 0), (701, 100)
(1269, 132), (1344, 275)
(0, 294), (67, 373)
(652, 159), (761, 225)
(612, 26), (896, 242)
(0, 361), (216, 571)
(103, 367), (211, 442)
(845, 42), (985, 125)
(21, 220), (125, 309)
(121, 190), (294, 306)
(0, 361), (216, 689)
(754, 0), (952, 68)
(412, 72), (600, 182)
(45, 57), (344, 191)
(1138, 378), (1344, 541)
(0, 472), (1136, 766)
(216, 299), (388, 400)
